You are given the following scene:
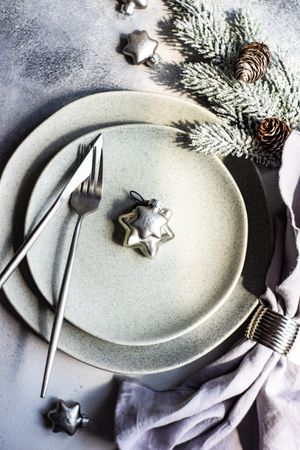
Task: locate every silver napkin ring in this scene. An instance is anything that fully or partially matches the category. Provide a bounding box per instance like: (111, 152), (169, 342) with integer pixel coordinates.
(245, 304), (299, 355)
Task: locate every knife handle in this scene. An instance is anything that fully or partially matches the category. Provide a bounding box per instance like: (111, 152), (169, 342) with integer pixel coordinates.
(0, 197), (62, 289)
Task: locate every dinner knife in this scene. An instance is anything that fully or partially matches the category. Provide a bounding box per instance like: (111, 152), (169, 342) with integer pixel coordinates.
(0, 134), (103, 289)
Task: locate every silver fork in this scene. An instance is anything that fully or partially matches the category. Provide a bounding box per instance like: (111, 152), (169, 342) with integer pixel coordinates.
(41, 144), (103, 398)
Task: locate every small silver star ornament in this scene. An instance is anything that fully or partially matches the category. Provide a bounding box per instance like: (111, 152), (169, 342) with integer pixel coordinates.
(119, 0), (148, 15)
(123, 30), (159, 66)
(48, 399), (89, 436)
(118, 192), (174, 259)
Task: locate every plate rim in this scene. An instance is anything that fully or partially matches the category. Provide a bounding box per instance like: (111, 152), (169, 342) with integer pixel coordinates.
(0, 90), (270, 373)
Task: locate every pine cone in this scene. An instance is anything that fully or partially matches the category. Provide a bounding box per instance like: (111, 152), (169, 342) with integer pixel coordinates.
(257, 117), (291, 154)
(235, 42), (271, 83)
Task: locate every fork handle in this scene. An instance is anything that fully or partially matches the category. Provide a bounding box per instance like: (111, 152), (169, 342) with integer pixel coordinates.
(41, 216), (83, 398)
(0, 197), (62, 290)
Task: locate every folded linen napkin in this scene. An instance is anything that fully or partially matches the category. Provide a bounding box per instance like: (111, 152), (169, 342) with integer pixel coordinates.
(114, 130), (300, 450)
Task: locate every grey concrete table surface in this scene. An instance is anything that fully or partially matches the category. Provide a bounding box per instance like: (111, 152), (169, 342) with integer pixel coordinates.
(0, 1), (298, 449)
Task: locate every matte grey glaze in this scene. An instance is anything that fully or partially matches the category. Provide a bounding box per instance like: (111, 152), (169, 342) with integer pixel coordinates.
(0, 92), (271, 374)
(25, 125), (247, 347)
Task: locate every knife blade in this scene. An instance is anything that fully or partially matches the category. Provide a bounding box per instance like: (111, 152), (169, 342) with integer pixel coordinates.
(59, 134), (103, 201)
(0, 134), (103, 289)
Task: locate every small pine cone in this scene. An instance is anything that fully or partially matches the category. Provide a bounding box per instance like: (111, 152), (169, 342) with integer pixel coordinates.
(235, 42), (271, 83)
(257, 117), (291, 154)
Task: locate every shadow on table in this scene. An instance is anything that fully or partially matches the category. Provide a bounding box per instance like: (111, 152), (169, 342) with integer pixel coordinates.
(237, 401), (260, 450)
(0, 87), (131, 179)
(0, 291), (30, 379)
(223, 156), (273, 297)
(84, 379), (119, 445)
(174, 129), (273, 298)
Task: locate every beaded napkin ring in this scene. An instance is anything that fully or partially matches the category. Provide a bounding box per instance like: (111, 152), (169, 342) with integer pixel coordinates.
(246, 303), (299, 355)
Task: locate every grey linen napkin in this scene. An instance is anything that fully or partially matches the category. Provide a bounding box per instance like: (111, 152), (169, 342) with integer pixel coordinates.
(114, 131), (300, 450)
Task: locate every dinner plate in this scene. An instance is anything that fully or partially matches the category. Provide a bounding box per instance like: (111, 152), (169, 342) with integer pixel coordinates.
(25, 125), (247, 346)
(0, 91), (272, 372)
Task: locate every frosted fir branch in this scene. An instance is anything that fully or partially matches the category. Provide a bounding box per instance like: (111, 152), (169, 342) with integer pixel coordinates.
(181, 62), (280, 122)
(251, 147), (281, 168)
(189, 123), (281, 168)
(181, 63), (234, 98)
(178, 6), (297, 123)
(165, 0), (199, 17)
(228, 8), (262, 44)
(165, 0), (300, 167)
(236, 80), (280, 119)
(226, 8), (300, 126)
(266, 51), (300, 127)
(166, 0), (232, 62)
(170, 0), (298, 120)
(189, 122), (255, 158)
(181, 62), (237, 120)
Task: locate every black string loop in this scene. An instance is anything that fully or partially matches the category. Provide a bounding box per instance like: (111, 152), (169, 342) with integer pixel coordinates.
(129, 190), (147, 205)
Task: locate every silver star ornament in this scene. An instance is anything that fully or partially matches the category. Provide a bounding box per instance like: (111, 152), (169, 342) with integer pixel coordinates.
(48, 400), (89, 436)
(120, 0), (148, 15)
(119, 198), (174, 259)
(123, 30), (159, 66)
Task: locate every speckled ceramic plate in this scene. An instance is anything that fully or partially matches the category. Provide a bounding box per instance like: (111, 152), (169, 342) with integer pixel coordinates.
(25, 125), (247, 346)
(0, 91), (272, 372)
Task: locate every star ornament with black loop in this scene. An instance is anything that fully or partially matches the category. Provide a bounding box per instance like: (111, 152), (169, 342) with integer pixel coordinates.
(118, 191), (174, 258)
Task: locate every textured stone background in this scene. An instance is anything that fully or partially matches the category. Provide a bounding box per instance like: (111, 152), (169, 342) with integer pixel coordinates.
(0, 1), (298, 449)
(1, 0), (300, 172)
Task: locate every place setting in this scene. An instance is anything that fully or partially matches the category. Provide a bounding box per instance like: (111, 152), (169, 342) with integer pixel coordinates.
(0, 87), (274, 402)
(1, 0), (300, 448)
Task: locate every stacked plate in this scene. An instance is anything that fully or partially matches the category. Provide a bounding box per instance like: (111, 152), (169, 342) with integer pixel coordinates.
(0, 91), (272, 373)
